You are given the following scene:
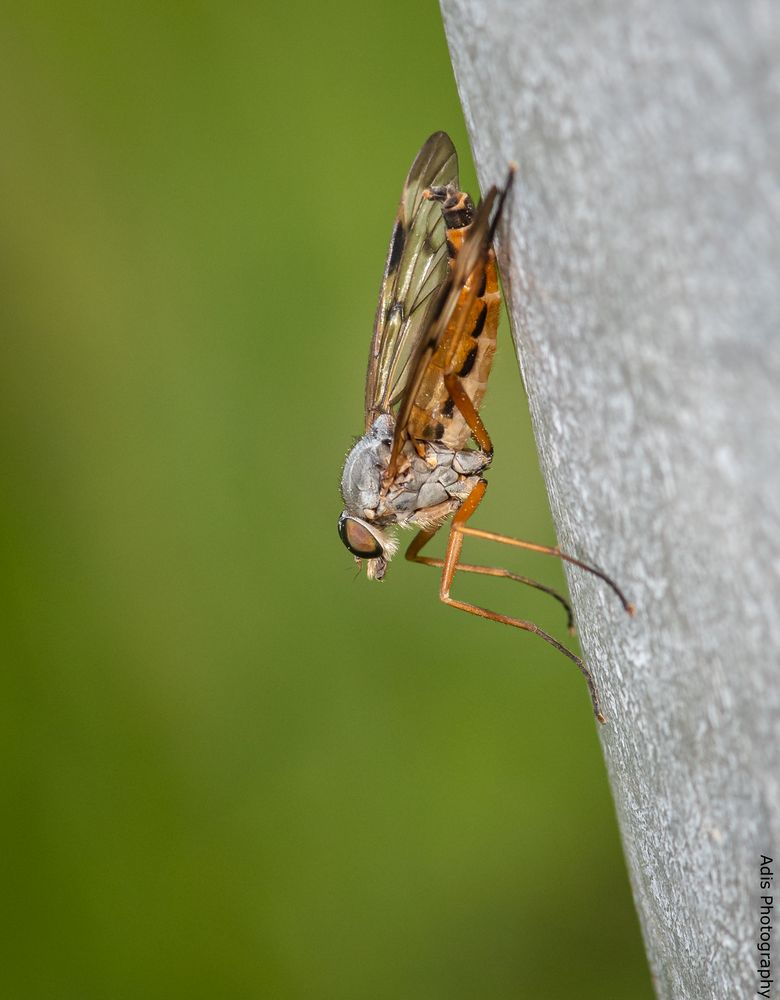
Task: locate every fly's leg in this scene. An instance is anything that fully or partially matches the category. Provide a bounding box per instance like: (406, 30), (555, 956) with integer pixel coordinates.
(440, 479), (608, 723)
(443, 371), (493, 455)
(407, 370), (578, 628)
(427, 370), (633, 723)
(443, 369), (634, 616)
(458, 525), (635, 616)
(406, 529), (575, 633)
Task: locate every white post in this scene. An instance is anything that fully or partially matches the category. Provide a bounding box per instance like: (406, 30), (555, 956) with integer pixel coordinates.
(441, 1), (780, 996)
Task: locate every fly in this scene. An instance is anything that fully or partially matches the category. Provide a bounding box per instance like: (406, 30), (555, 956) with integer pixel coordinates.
(338, 132), (634, 722)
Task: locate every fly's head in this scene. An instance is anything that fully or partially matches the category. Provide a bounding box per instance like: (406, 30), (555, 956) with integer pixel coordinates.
(337, 513), (398, 580)
(338, 414), (398, 581)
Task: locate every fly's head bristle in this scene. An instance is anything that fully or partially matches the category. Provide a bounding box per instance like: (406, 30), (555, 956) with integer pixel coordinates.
(365, 527), (398, 581)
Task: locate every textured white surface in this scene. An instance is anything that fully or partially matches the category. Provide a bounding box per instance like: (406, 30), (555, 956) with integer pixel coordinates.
(441, 1), (780, 996)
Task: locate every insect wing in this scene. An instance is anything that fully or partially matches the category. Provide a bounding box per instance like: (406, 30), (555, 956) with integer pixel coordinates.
(386, 182), (503, 475)
(364, 132), (458, 430)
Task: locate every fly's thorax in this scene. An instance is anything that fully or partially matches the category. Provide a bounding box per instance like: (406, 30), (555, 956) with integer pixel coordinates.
(339, 414), (489, 581)
(341, 415), (490, 529)
(377, 442), (490, 525)
(339, 414), (397, 580)
(340, 414), (394, 519)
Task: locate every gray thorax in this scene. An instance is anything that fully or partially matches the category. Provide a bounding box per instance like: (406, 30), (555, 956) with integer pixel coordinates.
(340, 414), (490, 527)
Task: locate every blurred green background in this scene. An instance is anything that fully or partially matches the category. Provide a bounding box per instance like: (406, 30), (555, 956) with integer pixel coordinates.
(1, 3), (653, 998)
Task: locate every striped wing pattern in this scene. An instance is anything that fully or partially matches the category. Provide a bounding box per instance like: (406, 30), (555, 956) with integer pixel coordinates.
(364, 132), (458, 430)
(387, 183), (503, 476)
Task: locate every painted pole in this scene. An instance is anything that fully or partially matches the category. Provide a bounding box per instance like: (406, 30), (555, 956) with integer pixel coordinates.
(441, 1), (780, 996)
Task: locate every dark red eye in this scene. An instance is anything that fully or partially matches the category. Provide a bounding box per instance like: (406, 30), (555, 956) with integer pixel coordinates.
(338, 514), (384, 559)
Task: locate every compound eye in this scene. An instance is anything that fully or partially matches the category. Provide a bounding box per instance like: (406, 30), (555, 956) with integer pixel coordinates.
(338, 514), (384, 559)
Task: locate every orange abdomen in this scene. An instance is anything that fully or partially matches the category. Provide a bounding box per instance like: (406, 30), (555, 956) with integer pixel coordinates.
(407, 224), (500, 451)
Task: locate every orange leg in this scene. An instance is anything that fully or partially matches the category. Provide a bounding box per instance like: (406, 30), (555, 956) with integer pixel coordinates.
(434, 479), (608, 723)
(457, 525), (635, 615)
(444, 371), (493, 456)
(406, 528), (575, 633)
(414, 338), (632, 722)
(442, 368), (633, 616)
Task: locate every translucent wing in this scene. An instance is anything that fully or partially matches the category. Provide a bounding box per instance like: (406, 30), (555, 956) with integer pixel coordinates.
(387, 169), (514, 478)
(364, 132), (458, 431)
